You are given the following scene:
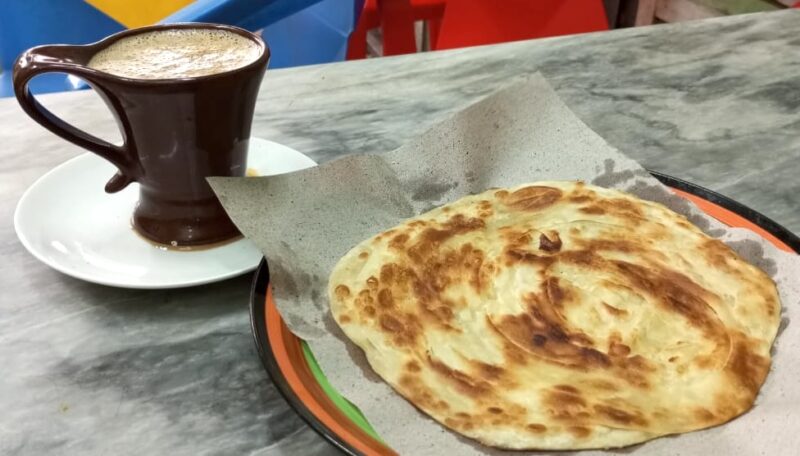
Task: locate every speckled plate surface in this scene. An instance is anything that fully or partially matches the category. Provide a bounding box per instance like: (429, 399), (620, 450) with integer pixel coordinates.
(250, 173), (800, 456)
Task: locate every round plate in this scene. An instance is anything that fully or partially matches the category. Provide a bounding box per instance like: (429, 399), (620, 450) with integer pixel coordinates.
(250, 173), (800, 456)
(14, 137), (316, 289)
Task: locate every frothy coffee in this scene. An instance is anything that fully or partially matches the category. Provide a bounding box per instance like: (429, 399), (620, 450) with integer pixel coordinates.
(88, 29), (261, 79)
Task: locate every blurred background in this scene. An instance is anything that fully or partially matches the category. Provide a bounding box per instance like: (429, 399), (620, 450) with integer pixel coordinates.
(1, 0), (796, 97)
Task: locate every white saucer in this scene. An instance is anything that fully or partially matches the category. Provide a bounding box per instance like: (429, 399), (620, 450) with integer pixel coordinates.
(14, 138), (316, 289)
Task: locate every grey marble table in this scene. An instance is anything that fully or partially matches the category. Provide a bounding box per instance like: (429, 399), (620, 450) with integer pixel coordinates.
(2, 10), (799, 455)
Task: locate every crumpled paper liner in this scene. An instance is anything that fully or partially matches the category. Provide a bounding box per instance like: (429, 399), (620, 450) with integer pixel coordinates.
(210, 74), (800, 455)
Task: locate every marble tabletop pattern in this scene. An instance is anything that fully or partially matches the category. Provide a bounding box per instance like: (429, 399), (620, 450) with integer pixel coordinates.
(1, 10), (799, 455)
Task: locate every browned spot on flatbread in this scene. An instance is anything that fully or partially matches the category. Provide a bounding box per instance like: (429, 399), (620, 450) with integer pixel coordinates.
(753, 279), (780, 317)
(493, 309), (610, 370)
(567, 426), (592, 438)
(399, 375), (413, 388)
(580, 205), (606, 215)
(501, 227), (533, 248)
(487, 407), (503, 414)
(355, 290), (373, 307)
(401, 240), (488, 330)
(478, 200), (494, 218)
(608, 333), (631, 357)
(377, 312), (421, 346)
(580, 197), (645, 220)
(504, 248), (554, 267)
(553, 384), (580, 394)
(380, 314), (402, 332)
(462, 244), (486, 292)
(539, 232), (562, 252)
(559, 249), (598, 267)
(593, 404), (648, 427)
(398, 373), (449, 413)
(475, 362), (505, 381)
(502, 186), (563, 212)
(764, 295), (778, 317)
(711, 395), (741, 419)
(610, 198), (645, 216)
(609, 341), (631, 357)
(358, 251), (369, 259)
(546, 277), (570, 307)
(428, 357), (492, 397)
(334, 285), (350, 299)
(698, 240), (779, 318)
(694, 407), (715, 423)
(389, 233), (409, 250)
(699, 238), (736, 268)
(494, 281), (659, 390)
(373, 229), (396, 243)
(526, 423), (547, 433)
(379, 263), (396, 283)
(579, 239), (641, 253)
(611, 260), (724, 338)
(591, 380), (618, 391)
(725, 332), (770, 395)
(544, 387), (588, 422)
(378, 289), (394, 308)
(693, 354), (716, 369)
(617, 360), (653, 389)
(433, 306), (453, 321)
(602, 302), (628, 317)
(338, 314), (351, 323)
(408, 214), (485, 262)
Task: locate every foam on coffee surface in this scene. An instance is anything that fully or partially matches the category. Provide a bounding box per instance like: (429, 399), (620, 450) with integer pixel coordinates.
(88, 29), (261, 79)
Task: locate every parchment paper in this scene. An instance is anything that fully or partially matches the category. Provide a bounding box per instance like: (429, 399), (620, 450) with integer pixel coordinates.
(210, 74), (800, 455)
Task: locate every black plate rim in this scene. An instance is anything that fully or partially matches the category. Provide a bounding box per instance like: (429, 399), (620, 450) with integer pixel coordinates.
(249, 257), (362, 456)
(250, 173), (800, 456)
(649, 171), (800, 252)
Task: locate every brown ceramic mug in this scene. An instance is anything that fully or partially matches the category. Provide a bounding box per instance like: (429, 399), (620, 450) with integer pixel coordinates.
(13, 23), (269, 247)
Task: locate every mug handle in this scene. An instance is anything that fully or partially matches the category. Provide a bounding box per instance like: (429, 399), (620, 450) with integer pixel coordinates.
(13, 45), (139, 193)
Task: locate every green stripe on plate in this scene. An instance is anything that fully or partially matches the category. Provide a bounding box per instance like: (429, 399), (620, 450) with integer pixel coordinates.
(301, 341), (385, 443)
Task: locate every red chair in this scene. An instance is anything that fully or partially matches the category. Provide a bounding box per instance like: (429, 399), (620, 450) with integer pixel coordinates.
(436, 0), (608, 50)
(347, 0), (608, 58)
(347, 0), (445, 59)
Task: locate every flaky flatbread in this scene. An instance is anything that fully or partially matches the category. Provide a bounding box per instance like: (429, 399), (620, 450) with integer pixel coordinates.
(329, 181), (781, 450)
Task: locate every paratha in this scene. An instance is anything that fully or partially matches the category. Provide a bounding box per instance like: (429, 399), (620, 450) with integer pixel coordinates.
(329, 181), (781, 450)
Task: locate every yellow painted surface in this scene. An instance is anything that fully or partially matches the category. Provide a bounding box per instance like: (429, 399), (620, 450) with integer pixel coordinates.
(85, 0), (195, 28)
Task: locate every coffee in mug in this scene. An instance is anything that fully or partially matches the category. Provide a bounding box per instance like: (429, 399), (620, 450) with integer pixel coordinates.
(87, 28), (261, 79)
(14, 24), (269, 247)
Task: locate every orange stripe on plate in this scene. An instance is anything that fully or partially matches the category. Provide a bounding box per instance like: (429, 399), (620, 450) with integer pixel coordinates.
(672, 188), (793, 253)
